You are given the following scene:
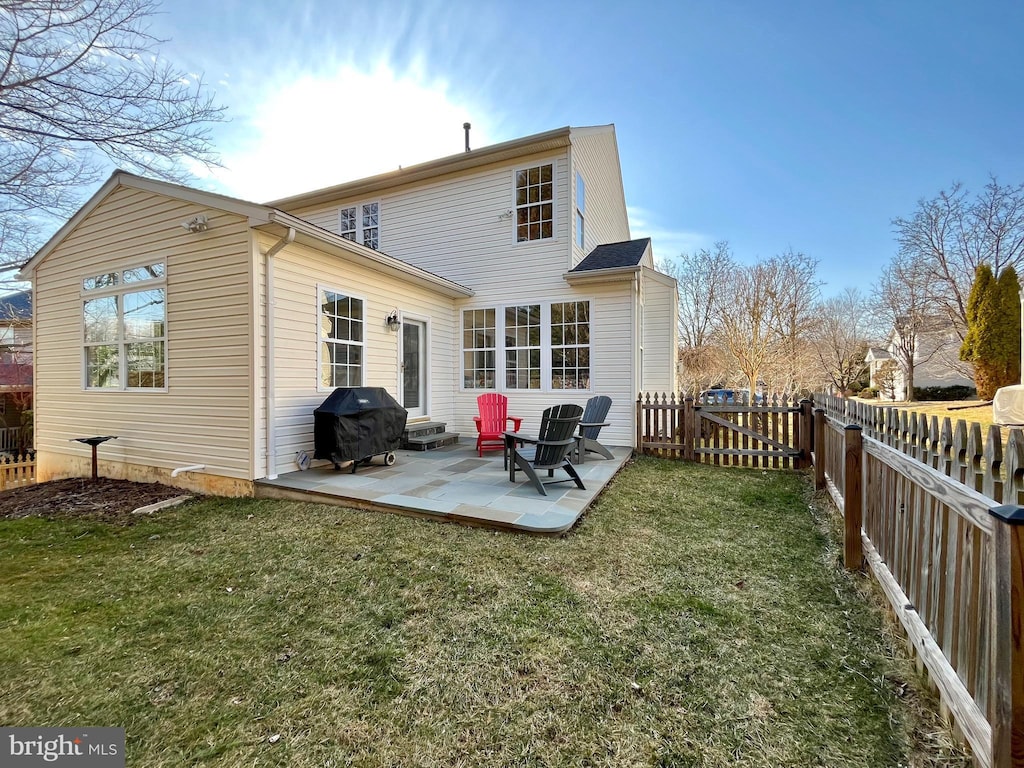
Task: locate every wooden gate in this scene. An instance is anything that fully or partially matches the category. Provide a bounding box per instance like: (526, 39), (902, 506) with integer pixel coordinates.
(636, 393), (812, 469)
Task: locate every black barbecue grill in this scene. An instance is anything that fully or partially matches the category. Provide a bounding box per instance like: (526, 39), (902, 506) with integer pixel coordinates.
(313, 387), (408, 472)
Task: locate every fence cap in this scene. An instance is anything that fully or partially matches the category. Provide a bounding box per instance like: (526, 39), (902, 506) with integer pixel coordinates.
(989, 504), (1024, 524)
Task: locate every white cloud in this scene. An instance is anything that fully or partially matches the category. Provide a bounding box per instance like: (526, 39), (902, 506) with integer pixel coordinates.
(205, 63), (492, 203)
(627, 206), (711, 260)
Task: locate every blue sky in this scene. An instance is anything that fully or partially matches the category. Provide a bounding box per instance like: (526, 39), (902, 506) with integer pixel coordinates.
(149, 0), (1024, 297)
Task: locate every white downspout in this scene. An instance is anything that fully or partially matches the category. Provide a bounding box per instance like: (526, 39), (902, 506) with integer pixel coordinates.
(264, 228), (295, 480)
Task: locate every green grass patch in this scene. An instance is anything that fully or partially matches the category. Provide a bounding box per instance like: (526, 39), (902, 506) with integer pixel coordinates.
(0, 459), (967, 766)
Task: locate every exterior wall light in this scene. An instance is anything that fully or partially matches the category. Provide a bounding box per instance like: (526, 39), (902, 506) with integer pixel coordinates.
(385, 309), (401, 331)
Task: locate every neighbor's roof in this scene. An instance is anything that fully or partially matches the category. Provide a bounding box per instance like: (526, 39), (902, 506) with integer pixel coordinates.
(0, 290), (31, 321)
(570, 238), (652, 272)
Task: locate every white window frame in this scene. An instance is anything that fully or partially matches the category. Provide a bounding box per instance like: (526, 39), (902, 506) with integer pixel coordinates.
(503, 304), (542, 390)
(338, 201), (381, 250)
(317, 284), (367, 392)
(513, 163), (555, 243)
(460, 299), (592, 393)
(462, 308), (497, 389)
(81, 262), (167, 392)
(575, 171), (585, 250)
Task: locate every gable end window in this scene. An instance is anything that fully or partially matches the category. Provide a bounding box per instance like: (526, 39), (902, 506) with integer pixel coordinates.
(338, 202), (380, 250)
(319, 288), (364, 389)
(575, 172), (586, 249)
(82, 262), (166, 390)
(515, 164), (553, 242)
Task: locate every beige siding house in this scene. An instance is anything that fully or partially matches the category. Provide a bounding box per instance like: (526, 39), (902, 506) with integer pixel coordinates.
(20, 124), (678, 494)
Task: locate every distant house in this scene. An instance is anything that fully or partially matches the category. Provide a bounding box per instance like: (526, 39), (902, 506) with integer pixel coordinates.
(0, 289), (32, 448)
(18, 124), (678, 493)
(866, 317), (974, 400)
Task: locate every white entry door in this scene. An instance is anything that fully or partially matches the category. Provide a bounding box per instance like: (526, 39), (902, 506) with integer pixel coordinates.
(401, 318), (427, 419)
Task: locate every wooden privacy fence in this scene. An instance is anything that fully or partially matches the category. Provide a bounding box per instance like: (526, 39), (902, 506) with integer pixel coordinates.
(814, 394), (1024, 768)
(636, 392), (813, 469)
(0, 452), (35, 491)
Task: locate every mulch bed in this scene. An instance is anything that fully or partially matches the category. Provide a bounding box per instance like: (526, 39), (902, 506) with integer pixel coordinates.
(0, 478), (190, 525)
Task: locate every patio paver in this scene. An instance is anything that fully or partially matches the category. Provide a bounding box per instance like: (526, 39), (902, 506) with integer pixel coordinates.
(255, 439), (631, 533)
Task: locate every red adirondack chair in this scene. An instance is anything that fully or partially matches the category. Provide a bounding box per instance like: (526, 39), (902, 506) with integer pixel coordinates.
(473, 393), (522, 457)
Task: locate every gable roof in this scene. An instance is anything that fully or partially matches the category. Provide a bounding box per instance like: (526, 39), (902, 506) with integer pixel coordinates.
(0, 290), (31, 321)
(571, 238), (652, 272)
(266, 125), (600, 210)
(17, 172), (473, 298)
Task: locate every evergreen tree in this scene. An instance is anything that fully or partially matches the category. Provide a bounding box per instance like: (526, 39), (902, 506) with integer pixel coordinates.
(961, 264), (1022, 398)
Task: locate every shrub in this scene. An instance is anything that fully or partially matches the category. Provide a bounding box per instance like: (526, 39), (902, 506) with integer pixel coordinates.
(911, 385), (977, 401)
(858, 387), (878, 399)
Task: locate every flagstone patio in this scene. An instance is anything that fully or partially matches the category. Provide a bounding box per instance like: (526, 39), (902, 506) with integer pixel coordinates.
(254, 439), (631, 533)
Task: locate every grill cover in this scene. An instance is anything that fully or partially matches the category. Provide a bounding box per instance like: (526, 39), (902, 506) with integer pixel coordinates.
(313, 387), (408, 464)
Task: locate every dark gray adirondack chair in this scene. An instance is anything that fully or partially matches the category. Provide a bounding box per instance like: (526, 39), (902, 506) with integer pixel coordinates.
(577, 395), (614, 461)
(509, 403), (585, 496)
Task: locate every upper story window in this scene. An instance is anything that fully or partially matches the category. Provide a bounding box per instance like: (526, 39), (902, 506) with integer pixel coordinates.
(338, 202), (380, 250)
(575, 172), (586, 249)
(82, 262), (166, 390)
(319, 287), (364, 389)
(515, 164), (553, 242)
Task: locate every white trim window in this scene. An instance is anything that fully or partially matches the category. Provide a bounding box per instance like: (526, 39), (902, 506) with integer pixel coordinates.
(504, 304), (541, 389)
(515, 163), (553, 242)
(339, 202), (380, 250)
(319, 287), (364, 389)
(551, 301), (590, 390)
(82, 262), (166, 390)
(462, 308), (496, 389)
(575, 172), (586, 249)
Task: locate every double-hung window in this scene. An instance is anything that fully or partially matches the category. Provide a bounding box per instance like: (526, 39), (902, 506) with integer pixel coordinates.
(338, 202), (380, 250)
(504, 305), (541, 389)
(319, 288), (364, 388)
(551, 301), (590, 389)
(82, 263), (166, 390)
(515, 164), (553, 242)
(463, 309), (496, 389)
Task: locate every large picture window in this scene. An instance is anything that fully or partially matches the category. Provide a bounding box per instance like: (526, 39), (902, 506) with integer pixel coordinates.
(461, 301), (591, 391)
(551, 301), (590, 389)
(515, 164), (553, 242)
(504, 305), (541, 389)
(82, 263), (166, 390)
(320, 288), (364, 388)
(463, 309), (496, 389)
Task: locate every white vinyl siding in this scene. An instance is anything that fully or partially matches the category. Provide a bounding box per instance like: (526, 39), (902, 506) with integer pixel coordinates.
(263, 237), (457, 477)
(641, 268), (679, 392)
(569, 127), (631, 267)
(31, 185), (255, 480)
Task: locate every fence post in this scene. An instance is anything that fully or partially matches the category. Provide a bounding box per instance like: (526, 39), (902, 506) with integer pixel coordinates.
(844, 425), (864, 570)
(814, 408), (826, 491)
(989, 504), (1024, 768)
(798, 399), (813, 470)
(683, 397), (695, 462)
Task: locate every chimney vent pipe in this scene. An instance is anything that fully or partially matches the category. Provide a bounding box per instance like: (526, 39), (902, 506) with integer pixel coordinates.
(463, 122), (471, 152)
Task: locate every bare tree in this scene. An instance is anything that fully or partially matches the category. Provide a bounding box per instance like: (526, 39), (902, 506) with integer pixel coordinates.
(812, 288), (870, 394)
(871, 255), (942, 402)
(660, 243), (734, 394)
(0, 0), (224, 276)
(892, 178), (1024, 370)
(713, 250), (820, 399)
